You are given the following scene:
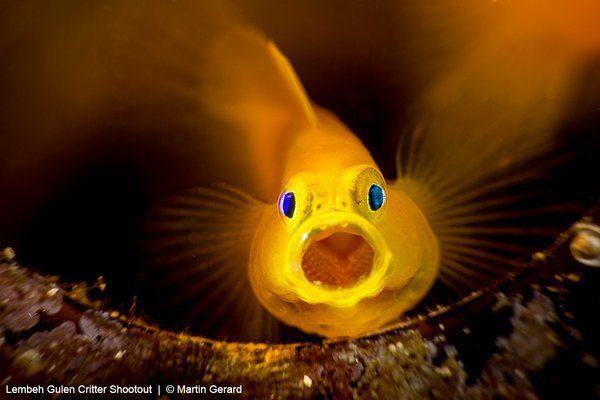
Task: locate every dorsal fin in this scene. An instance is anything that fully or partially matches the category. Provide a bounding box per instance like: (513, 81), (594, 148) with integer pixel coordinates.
(200, 28), (318, 201)
(201, 27), (318, 130)
(265, 40), (319, 128)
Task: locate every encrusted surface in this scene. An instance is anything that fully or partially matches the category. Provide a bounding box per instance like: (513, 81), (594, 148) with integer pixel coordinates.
(1, 211), (599, 399)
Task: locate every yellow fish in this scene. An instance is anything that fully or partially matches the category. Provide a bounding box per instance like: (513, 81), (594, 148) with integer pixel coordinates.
(145, 28), (437, 338)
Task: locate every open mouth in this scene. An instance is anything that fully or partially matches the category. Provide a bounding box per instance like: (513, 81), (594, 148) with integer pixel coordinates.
(301, 228), (374, 288)
(284, 211), (391, 307)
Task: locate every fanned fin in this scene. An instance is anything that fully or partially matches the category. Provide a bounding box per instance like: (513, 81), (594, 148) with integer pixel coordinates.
(394, 131), (583, 294)
(390, 2), (596, 293)
(141, 183), (280, 342)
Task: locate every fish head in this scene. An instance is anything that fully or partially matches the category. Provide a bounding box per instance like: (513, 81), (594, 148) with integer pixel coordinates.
(249, 164), (439, 337)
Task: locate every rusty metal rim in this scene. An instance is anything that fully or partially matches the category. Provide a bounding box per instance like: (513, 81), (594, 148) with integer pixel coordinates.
(54, 209), (583, 349)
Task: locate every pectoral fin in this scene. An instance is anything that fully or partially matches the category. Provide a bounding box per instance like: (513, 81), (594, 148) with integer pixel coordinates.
(141, 183), (280, 342)
(391, 1), (592, 293)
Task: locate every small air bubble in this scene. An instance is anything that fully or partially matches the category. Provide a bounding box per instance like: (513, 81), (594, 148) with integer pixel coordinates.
(570, 223), (600, 267)
(303, 375), (313, 387)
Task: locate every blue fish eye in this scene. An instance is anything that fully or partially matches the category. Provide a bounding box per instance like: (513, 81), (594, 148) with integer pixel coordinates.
(280, 192), (296, 218)
(368, 184), (385, 211)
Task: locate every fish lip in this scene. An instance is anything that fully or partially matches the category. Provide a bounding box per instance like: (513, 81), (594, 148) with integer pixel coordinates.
(283, 211), (392, 307)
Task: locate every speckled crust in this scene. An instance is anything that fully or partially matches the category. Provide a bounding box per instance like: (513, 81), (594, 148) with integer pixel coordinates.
(1, 206), (599, 399)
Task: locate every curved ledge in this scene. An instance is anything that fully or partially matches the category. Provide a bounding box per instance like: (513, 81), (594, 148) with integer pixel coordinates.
(1, 204), (599, 399)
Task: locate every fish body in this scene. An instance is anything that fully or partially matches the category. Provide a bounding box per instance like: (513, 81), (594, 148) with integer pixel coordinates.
(195, 28), (440, 336)
(249, 108), (439, 336)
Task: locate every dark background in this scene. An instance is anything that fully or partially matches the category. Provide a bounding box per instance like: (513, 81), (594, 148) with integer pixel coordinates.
(0, 0), (599, 342)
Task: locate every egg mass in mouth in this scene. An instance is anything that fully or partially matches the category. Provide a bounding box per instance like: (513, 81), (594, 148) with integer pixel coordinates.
(301, 228), (375, 288)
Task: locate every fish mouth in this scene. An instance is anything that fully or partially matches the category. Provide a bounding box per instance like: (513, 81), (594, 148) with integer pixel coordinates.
(283, 212), (392, 307)
(301, 228), (374, 288)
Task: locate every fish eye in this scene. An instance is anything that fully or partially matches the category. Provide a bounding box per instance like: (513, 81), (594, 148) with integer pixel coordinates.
(368, 184), (385, 211)
(279, 191), (296, 218)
